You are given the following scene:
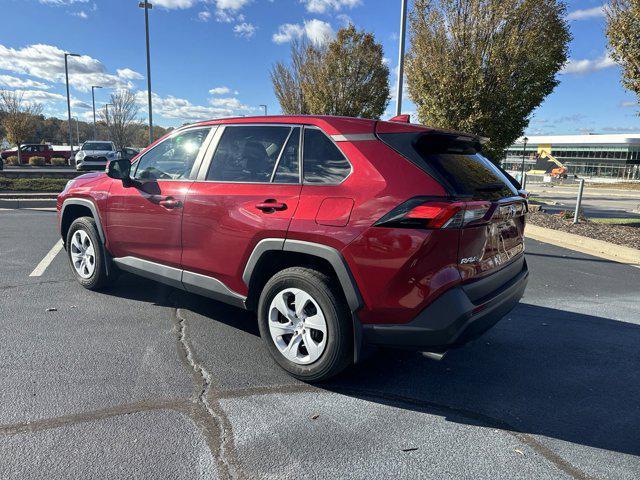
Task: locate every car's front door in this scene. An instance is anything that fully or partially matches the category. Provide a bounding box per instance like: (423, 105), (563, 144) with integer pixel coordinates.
(106, 127), (214, 268)
(181, 124), (303, 295)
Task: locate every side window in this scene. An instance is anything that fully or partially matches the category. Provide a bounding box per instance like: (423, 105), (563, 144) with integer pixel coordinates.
(134, 128), (211, 181)
(303, 128), (351, 184)
(273, 128), (300, 184)
(207, 126), (291, 182)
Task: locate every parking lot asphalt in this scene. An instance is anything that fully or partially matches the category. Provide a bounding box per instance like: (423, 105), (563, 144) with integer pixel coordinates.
(1, 208), (639, 479)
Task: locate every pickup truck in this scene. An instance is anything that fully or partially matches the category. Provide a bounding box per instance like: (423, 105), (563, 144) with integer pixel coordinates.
(0, 144), (76, 164)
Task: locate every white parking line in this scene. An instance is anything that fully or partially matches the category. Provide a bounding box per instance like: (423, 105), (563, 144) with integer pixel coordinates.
(29, 240), (64, 277)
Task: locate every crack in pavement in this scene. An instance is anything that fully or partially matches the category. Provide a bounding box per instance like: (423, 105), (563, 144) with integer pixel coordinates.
(214, 383), (596, 480)
(0, 399), (192, 436)
(173, 307), (244, 480)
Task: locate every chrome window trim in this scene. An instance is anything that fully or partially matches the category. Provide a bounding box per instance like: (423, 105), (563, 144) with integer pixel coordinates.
(132, 126), (216, 182)
(330, 133), (377, 142)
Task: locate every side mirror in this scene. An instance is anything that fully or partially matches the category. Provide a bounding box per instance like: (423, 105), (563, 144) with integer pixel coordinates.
(107, 159), (134, 186)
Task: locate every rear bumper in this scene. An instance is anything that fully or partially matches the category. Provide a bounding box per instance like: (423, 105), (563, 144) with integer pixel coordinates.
(362, 257), (529, 350)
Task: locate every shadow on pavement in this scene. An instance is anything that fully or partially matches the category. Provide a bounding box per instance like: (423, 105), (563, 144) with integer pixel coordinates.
(102, 275), (640, 457)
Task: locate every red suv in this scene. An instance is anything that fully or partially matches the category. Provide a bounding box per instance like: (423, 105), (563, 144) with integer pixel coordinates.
(57, 115), (528, 381)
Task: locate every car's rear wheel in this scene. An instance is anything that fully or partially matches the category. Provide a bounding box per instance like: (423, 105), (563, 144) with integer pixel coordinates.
(66, 216), (113, 290)
(258, 267), (352, 382)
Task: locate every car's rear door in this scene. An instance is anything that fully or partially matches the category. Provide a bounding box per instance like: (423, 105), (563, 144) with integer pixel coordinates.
(181, 124), (302, 295)
(106, 126), (215, 268)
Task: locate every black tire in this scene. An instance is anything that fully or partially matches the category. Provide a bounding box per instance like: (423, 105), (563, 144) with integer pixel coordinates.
(257, 267), (353, 382)
(66, 216), (113, 290)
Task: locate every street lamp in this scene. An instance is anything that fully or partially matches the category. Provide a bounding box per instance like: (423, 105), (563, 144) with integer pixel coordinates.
(91, 86), (103, 139)
(395, 0), (408, 116)
(520, 136), (529, 185)
(64, 52), (81, 159)
(259, 104), (267, 116)
(139, 1), (154, 144)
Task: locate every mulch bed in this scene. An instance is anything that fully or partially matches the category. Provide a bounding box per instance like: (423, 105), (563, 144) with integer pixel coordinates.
(527, 211), (640, 250)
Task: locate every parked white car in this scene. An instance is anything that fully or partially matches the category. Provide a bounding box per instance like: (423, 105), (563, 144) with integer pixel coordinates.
(75, 141), (116, 171)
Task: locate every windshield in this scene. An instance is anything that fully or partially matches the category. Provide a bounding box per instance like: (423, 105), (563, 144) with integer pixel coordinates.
(82, 142), (113, 151)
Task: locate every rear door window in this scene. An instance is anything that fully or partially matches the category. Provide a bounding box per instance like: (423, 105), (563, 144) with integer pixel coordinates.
(207, 126), (292, 183)
(303, 128), (351, 184)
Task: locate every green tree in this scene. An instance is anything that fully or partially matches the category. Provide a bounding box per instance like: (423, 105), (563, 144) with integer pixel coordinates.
(606, 0), (640, 107)
(405, 0), (571, 162)
(271, 26), (390, 118)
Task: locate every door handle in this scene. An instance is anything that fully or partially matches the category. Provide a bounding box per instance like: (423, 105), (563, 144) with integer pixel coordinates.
(256, 199), (287, 213)
(159, 197), (182, 209)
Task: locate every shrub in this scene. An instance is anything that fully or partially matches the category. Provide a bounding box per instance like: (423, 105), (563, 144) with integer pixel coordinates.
(51, 157), (67, 166)
(28, 156), (46, 166)
(0, 176), (69, 192)
(5, 156), (20, 166)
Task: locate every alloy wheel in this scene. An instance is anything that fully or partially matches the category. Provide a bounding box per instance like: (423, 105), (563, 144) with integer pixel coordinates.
(268, 288), (328, 365)
(70, 229), (96, 279)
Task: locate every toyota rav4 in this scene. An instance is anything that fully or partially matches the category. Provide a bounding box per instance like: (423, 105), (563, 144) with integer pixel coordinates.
(57, 115), (529, 382)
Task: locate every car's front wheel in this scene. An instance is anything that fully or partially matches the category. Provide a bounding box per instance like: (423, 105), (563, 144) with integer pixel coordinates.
(258, 267), (353, 382)
(66, 217), (113, 290)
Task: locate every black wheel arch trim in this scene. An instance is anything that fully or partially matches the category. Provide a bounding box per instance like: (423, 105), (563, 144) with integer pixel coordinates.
(61, 198), (106, 244)
(243, 238), (364, 364)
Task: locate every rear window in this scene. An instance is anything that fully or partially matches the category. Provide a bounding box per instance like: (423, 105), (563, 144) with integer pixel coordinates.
(379, 132), (518, 200)
(83, 142), (113, 151)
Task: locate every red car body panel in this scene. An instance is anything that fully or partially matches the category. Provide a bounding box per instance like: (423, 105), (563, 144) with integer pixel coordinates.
(58, 115), (527, 350)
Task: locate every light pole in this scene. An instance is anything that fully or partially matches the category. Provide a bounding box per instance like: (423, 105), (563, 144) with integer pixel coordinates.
(259, 104), (267, 116)
(139, 1), (154, 144)
(64, 52), (81, 159)
(520, 136), (529, 185)
(91, 86), (102, 139)
(395, 0), (408, 116)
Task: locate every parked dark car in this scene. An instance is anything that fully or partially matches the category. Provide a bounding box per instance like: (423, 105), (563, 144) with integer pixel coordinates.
(57, 115), (528, 382)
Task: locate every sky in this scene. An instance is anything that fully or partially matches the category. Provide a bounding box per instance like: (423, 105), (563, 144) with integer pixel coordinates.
(0, 0), (636, 136)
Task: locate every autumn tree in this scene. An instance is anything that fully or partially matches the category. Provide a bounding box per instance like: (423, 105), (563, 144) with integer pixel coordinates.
(606, 0), (640, 107)
(98, 89), (140, 150)
(405, 0), (570, 162)
(0, 90), (43, 162)
(271, 26), (390, 118)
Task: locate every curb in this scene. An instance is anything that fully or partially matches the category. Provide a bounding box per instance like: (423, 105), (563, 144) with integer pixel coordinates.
(0, 198), (57, 209)
(525, 224), (640, 265)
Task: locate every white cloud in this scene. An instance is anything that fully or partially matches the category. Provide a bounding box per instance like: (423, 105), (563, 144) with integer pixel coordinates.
(135, 90), (254, 122)
(272, 19), (334, 46)
(304, 19), (335, 46)
(152, 0), (198, 9)
(117, 68), (144, 80)
(198, 10), (211, 21)
(215, 0), (251, 10)
(234, 22), (256, 38)
(10, 89), (65, 104)
(209, 86), (232, 95)
(336, 13), (353, 26)
(0, 43), (139, 92)
(567, 5), (605, 21)
(71, 98), (92, 109)
(0, 74), (50, 89)
(73, 10), (88, 19)
(560, 53), (616, 74)
(273, 23), (305, 44)
(301, 0), (361, 14)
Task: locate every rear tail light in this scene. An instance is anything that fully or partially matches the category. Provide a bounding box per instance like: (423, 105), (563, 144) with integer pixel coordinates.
(375, 197), (491, 229)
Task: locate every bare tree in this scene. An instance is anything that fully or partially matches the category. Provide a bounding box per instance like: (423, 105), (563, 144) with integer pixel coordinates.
(271, 40), (314, 115)
(0, 90), (43, 163)
(98, 89), (140, 150)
